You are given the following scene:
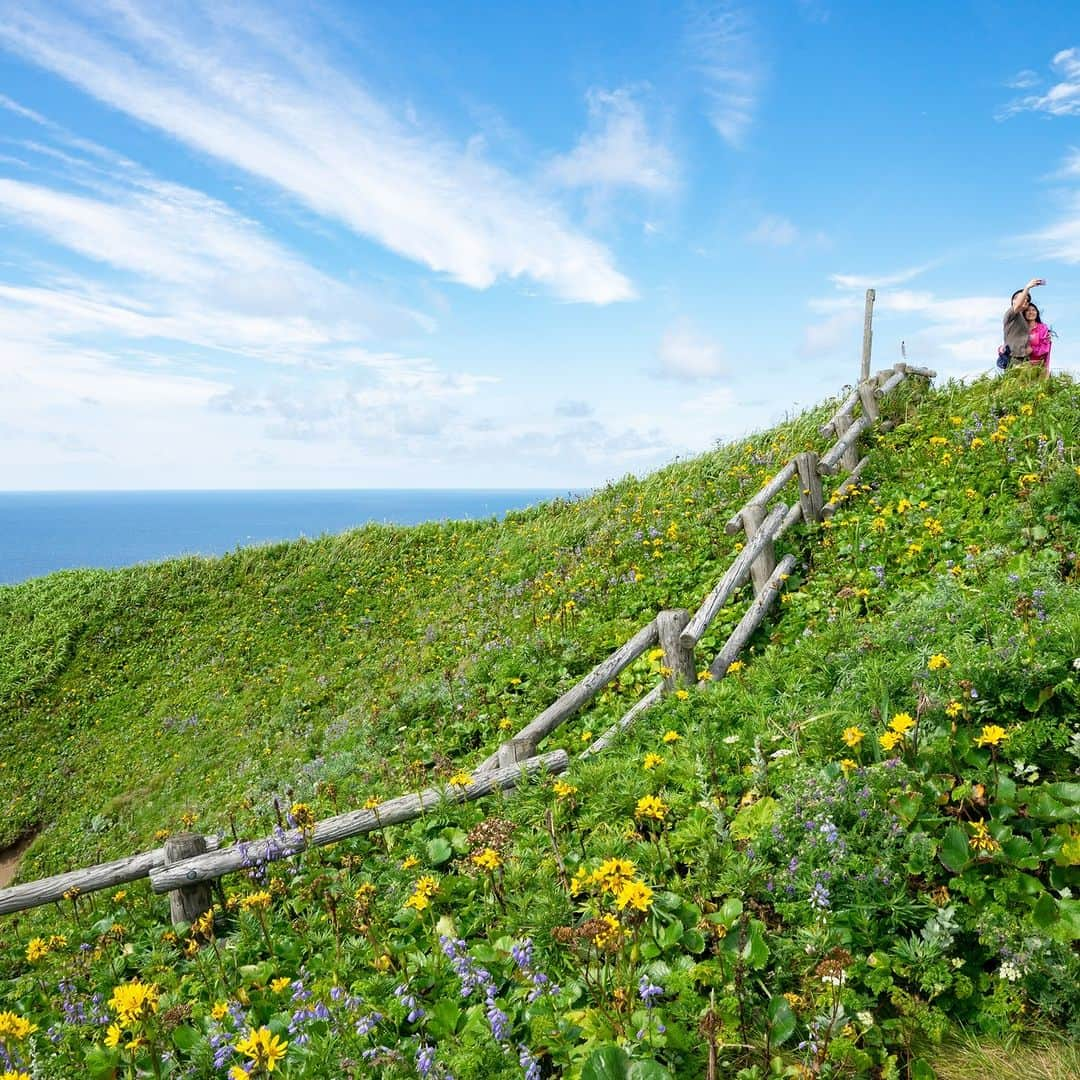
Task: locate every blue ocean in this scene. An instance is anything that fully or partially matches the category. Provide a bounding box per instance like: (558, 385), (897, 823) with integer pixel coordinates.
(0, 490), (573, 586)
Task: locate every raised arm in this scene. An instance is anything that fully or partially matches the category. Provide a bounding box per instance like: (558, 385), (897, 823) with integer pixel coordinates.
(1012, 277), (1045, 312)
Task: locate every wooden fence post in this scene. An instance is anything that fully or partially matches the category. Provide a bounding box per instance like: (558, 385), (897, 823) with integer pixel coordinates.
(794, 452), (824, 524)
(656, 609), (694, 692)
(164, 833), (213, 927)
(860, 288), (875, 382)
(857, 380), (879, 423)
(495, 736), (539, 769)
(741, 503), (776, 596)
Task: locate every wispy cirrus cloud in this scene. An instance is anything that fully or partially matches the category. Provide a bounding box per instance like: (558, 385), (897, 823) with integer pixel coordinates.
(998, 47), (1080, 119)
(686, 2), (763, 148)
(547, 87), (678, 196)
(655, 320), (726, 380)
(828, 263), (935, 291)
(0, 0), (633, 304)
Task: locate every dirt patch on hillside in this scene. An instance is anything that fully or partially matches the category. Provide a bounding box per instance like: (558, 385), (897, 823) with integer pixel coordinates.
(0, 832), (37, 889)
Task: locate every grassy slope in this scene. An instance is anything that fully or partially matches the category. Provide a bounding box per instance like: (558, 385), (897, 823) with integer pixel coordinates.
(1, 371), (1079, 1077)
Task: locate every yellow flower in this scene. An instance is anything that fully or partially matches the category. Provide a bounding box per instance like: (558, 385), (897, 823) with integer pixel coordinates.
(643, 752), (664, 771)
(289, 802), (315, 830)
(726, 660), (745, 675)
(238, 891), (272, 912)
(662, 730), (682, 743)
(373, 953), (392, 972)
(969, 819), (1001, 854)
(615, 879), (654, 912)
(471, 848), (502, 871)
(108, 981), (160, 1025)
(570, 868), (591, 895)
(401, 855), (419, 870)
(842, 726), (865, 748)
(896, 498), (912, 513)
(180, 811), (199, 829)
(945, 701), (964, 718)
(929, 435), (948, 446)
(969, 438), (984, 450)
(923, 517), (943, 536)
(447, 771), (473, 787)
(879, 730), (904, 752)
(230, 1066), (251, 1080)
(674, 689), (690, 700)
(905, 543), (923, 557)
(1019, 403), (1034, 416)
(698, 669), (714, 681)
(889, 712), (916, 734)
(634, 795), (669, 821)
(112, 890), (127, 903)
(580, 730), (593, 743)
(839, 758), (858, 775)
(104, 1023), (122, 1048)
(25, 938), (49, 962)
(498, 717), (513, 730)
(235, 1026), (288, 1073)
(591, 857), (637, 895)
(592, 914), (622, 949)
(363, 796), (381, 810)
(975, 724), (1008, 748)
(927, 654), (950, 671)
(212, 1002), (231, 1020)
(0, 1012), (37, 1041)
(553, 780), (578, 799)
(270, 977), (291, 994)
(404, 891), (430, 912)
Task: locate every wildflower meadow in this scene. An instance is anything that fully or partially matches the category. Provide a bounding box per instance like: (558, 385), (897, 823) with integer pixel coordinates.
(1, 370), (1078, 1078)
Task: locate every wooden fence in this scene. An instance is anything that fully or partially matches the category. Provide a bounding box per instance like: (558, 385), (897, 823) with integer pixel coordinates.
(0, 363), (933, 923)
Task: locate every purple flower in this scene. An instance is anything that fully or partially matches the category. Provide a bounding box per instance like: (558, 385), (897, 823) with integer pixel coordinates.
(638, 975), (664, 1006)
(416, 1043), (436, 1077)
(809, 880), (830, 911)
(511, 939), (534, 971)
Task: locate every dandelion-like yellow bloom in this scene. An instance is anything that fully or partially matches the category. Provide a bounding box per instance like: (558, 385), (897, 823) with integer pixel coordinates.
(498, 717), (513, 730)
(643, 753), (664, 771)
(570, 868), (591, 895)
(471, 848), (502, 871)
(104, 1024), (122, 1048)
(726, 660), (745, 675)
(238, 891), (272, 913)
(888, 712), (916, 735)
(975, 724), (1008, 748)
(235, 1026), (288, 1073)
(896, 498), (913, 513)
(842, 726), (865, 748)
(415, 876), (439, 898)
(400, 855), (419, 870)
(839, 758), (858, 775)
(698, 670), (714, 681)
(879, 730), (904, 752)
(373, 954), (392, 972)
(289, 803), (315, 830)
(0, 1012), (37, 1041)
(404, 891), (430, 912)
(615, 879), (654, 912)
(112, 890), (127, 903)
(270, 977), (291, 994)
(230, 1064), (252, 1080)
(674, 689), (690, 700)
(662, 730), (682, 743)
(24, 938), (49, 963)
(929, 436), (948, 447)
(927, 654), (950, 671)
(108, 981), (160, 1026)
(363, 796), (381, 810)
(553, 780), (578, 799)
(580, 731), (593, 743)
(635, 795), (669, 822)
(447, 771), (473, 787)
(945, 701), (964, 718)
(923, 518), (944, 537)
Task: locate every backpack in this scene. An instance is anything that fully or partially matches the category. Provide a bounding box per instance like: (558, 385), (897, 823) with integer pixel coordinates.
(996, 344), (1012, 371)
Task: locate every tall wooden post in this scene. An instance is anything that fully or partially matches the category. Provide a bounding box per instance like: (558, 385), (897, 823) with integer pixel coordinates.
(794, 452), (824, 524)
(164, 833), (213, 927)
(741, 504), (776, 596)
(860, 288), (875, 382)
(656, 609), (695, 692)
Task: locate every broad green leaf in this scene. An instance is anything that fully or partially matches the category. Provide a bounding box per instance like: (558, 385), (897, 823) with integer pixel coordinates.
(730, 796), (780, 840)
(681, 928), (707, 954)
(425, 836), (453, 866)
(910, 1057), (937, 1080)
(939, 826), (970, 873)
(581, 1045), (630, 1080)
(627, 1061), (674, 1080)
(1032, 893), (1058, 928)
(767, 995), (796, 1046)
(172, 1025), (200, 1052)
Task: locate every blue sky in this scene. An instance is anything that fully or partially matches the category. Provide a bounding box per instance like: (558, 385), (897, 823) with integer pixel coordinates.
(1, 1), (1078, 490)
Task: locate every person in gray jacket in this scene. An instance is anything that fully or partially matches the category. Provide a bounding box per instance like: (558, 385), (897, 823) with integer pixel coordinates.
(1002, 277), (1045, 364)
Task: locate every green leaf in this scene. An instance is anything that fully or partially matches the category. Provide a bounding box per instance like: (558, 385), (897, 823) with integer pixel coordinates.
(1032, 892), (1058, 928)
(730, 796), (780, 840)
(425, 836), (453, 866)
(659, 921), (683, 949)
(939, 826), (970, 873)
(910, 1057), (937, 1080)
(581, 1045), (630, 1080)
(172, 1025), (201, 1052)
(767, 995), (796, 1047)
(681, 928), (707, 954)
(743, 919), (769, 969)
(82, 1047), (119, 1080)
(627, 1061), (674, 1080)
(427, 999), (462, 1039)
(717, 897), (743, 928)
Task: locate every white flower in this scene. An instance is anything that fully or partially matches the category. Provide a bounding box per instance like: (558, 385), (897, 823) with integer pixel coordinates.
(998, 960), (1022, 982)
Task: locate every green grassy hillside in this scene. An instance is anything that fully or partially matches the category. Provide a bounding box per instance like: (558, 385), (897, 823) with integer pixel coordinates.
(1, 370), (1078, 1079)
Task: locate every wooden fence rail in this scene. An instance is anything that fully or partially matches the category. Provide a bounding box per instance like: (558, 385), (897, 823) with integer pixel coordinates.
(0, 362), (933, 921)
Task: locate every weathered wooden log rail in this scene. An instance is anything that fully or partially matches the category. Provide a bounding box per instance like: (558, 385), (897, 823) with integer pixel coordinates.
(0, 363), (932, 921)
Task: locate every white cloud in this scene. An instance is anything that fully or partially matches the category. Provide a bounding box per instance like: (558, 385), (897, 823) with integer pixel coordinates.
(547, 87), (678, 195)
(656, 321), (726, 380)
(829, 263), (934, 290)
(1006, 70), (1040, 91)
(0, 1), (633, 304)
(748, 214), (799, 246)
(1024, 191), (1080, 263)
(998, 47), (1080, 119)
(687, 2), (762, 148)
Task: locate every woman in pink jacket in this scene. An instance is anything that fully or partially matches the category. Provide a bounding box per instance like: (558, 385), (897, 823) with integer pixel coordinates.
(1024, 302), (1053, 373)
